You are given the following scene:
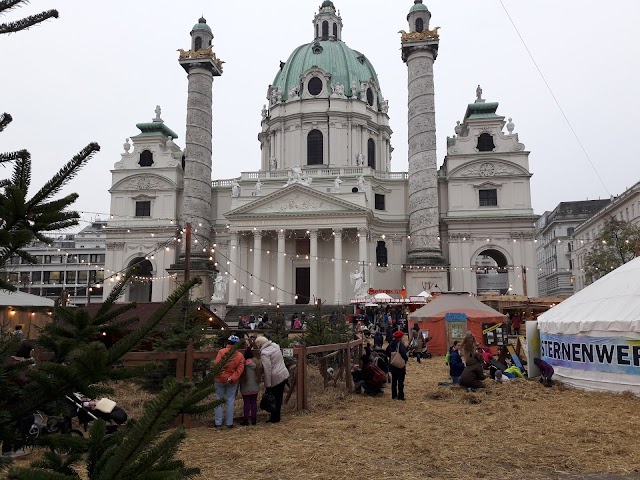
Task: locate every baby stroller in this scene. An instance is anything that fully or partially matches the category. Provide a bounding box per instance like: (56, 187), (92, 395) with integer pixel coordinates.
(65, 393), (128, 434)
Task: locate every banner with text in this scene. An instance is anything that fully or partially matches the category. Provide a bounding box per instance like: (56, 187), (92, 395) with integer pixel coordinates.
(540, 333), (640, 376)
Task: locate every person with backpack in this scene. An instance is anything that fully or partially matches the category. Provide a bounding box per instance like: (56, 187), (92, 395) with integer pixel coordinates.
(385, 330), (408, 400)
(408, 323), (423, 363)
(239, 346), (262, 426)
(255, 335), (290, 423)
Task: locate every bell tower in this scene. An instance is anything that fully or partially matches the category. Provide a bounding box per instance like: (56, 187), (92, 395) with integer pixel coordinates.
(401, 1), (448, 292)
(170, 17), (224, 300)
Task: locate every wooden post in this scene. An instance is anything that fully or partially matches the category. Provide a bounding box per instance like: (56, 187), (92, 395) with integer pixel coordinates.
(296, 345), (306, 411)
(345, 341), (353, 391)
(174, 351), (186, 427)
(302, 345), (308, 410)
(521, 265), (528, 297)
(182, 340), (195, 428)
(184, 223), (192, 283)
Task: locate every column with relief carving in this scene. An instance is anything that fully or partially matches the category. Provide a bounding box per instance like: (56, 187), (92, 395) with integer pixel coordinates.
(252, 231), (262, 303)
(228, 232), (239, 305)
(309, 230), (318, 304)
(277, 230), (286, 304)
(334, 229), (343, 304)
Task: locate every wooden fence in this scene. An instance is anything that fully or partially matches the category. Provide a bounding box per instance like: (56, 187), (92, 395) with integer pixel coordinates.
(120, 338), (364, 428)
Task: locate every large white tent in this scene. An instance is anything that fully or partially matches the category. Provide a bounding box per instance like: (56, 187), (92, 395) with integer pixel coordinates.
(537, 256), (640, 393)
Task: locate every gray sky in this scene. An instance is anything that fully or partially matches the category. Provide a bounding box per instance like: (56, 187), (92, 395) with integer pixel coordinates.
(2, 0), (639, 230)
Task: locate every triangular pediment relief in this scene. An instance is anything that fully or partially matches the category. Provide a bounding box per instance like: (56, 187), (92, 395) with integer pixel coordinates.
(111, 174), (177, 191)
(225, 184), (367, 218)
(449, 160), (529, 179)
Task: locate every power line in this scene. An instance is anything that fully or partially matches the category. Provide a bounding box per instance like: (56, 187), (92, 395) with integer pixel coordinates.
(499, 0), (611, 197)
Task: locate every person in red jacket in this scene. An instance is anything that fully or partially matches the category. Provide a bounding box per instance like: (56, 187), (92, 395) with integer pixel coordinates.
(213, 335), (244, 428)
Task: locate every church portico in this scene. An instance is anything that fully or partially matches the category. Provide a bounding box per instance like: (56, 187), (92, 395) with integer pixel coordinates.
(224, 224), (369, 306)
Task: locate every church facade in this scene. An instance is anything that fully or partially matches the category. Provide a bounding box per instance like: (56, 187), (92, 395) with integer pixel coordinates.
(103, 1), (538, 307)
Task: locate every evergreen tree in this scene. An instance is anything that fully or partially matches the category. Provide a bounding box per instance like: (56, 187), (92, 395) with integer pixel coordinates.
(584, 217), (640, 284)
(0, 0), (58, 35)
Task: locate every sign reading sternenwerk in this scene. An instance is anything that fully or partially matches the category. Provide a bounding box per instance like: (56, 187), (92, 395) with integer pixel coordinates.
(540, 333), (640, 375)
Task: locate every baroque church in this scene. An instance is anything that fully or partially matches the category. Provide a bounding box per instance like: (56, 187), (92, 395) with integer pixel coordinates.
(103, 0), (538, 309)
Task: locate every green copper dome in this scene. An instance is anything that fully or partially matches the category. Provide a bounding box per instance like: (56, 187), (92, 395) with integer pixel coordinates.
(408, 0), (429, 15)
(273, 40), (383, 106)
(321, 0), (335, 7)
(191, 17), (211, 34)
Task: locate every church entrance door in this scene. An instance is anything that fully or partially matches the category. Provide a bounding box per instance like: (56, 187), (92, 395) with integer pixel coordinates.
(295, 267), (310, 305)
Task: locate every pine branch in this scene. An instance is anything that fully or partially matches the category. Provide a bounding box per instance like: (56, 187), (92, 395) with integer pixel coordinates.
(7, 467), (76, 480)
(0, 9), (58, 35)
(107, 277), (201, 363)
(0, 149), (28, 165)
(0, 112), (13, 132)
(0, 1), (25, 16)
(10, 155), (30, 191)
(27, 142), (99, 208)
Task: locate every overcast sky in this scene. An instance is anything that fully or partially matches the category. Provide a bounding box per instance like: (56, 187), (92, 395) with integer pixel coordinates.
(2, 0), (639, 230)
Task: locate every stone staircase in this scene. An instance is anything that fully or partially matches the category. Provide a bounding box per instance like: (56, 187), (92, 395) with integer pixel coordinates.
(224, 304), (349, 328)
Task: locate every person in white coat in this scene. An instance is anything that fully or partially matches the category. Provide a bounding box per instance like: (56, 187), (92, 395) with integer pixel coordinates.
(254, 335), (290, 423)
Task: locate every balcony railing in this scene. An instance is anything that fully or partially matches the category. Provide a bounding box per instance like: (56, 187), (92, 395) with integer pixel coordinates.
(212, 167), (408, 187)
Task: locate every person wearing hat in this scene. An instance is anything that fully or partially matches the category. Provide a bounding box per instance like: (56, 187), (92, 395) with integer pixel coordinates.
(254, 335), (289, 423)
(213, 335), (245, 428)
(385, 330), (408, 400)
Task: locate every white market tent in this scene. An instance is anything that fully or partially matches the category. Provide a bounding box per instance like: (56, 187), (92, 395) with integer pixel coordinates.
(537, 256), (640, 393)
(373, 293), (393, 301)
(0, 290), (55, 307)
(416, 290), (432, 298)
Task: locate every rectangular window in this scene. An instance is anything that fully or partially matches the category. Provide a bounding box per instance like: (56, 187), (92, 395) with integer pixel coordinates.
(78, 271), (88, 284)
(479, 189), (498, 206)
(43, 255), (52, 264)
(66, 271), (76, 284)
(135, 201), (151, 217)
(374, 194), (386, 211)
(67, 255), (77, 264)
(9, 256), (20, 265)
(78, 254), (88, 264)
(32, 271), (42, 283)
(90, 254), (105, 263)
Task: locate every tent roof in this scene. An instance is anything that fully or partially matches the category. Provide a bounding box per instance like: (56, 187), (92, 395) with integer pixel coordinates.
(0, 290), (55, 307)
(374, 292), (393, 300)
(408, 292), (505, 320)
(538, 256), (640, 335)
(416, 290), (432, 298)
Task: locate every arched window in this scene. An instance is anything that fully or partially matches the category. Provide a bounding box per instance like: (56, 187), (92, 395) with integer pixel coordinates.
(333, 22), (338, 38)
(194, 36), (202, 50)
(367, 138), (375, 169)
(139, 150), (154, 167)
(181, 154), (185, 170)
(307, 130), (323, 165)
(322, 21), (329, 40)
(415, 18), (424, 33)
(316, 23), (319, 39)
(477, 133), (496, 152)
(376, 241), (388, 267)
(366, 88), (374, 107)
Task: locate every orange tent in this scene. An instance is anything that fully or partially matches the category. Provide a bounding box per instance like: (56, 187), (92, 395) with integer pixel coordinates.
(408, 293), (507, 355)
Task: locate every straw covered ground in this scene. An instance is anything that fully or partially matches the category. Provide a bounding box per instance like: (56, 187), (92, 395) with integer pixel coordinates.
(10, 356), (640, 479)
(176, 356), (640, 480)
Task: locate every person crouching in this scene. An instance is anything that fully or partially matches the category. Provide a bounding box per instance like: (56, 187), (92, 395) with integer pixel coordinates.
(459, 352), (486, 391)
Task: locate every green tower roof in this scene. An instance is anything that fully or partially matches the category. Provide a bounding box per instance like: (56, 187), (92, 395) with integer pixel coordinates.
(409, 0), (430, 15)
(273, 40), (383, 107)
(135, 121), (179, 139)
(464, 102), (500, 120)
(191, 17), (211, 34)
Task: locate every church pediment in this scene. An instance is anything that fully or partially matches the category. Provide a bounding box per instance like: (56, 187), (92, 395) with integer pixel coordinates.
(111, 174), (177, 191)
(448, 160), (530, 179)
(225, 184), (367, 218)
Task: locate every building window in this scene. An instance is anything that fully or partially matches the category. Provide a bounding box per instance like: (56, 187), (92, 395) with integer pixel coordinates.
(65, 271), (76, 284)
(308, 77), (323, 96)
(135, 201), (151, 217)
(376, 241), (388, 267)
(415, 18), (424, 33)
(194, 36), (202, 50)
(296, 238), (310, 255)
(368, 138), (375, 168)
(479, 189), (498, 206)
(375, 193), (385, 211)
(366, 88), (374, 107)
(477, 133), (495, 152)
(307, 130), (323, 165)
(333, 22), (337, 38)
(139, 150), (154, 167)
(322, 21), (329, 40)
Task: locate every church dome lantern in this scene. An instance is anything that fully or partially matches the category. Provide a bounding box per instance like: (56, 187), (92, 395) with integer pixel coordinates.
(190, 16), (213, 51)
(407, 0), (431, 33)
